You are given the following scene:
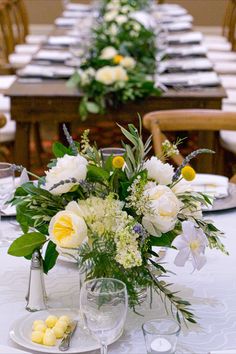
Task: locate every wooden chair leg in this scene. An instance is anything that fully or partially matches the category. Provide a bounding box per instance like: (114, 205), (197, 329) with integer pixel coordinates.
(32, 123), (43, 166)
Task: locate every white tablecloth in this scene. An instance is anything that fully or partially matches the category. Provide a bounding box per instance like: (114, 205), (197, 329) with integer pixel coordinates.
(1, 210), (236, 354)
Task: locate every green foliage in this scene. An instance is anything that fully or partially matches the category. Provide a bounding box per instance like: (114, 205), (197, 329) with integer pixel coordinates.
(43, 241), (59, 274)
(8, 232), (46, 257)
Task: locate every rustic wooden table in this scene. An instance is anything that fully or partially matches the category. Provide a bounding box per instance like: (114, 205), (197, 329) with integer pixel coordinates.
(6, 79), (226, 171)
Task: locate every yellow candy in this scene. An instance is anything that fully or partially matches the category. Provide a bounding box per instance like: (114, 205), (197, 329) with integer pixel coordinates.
(53, 324), (65, 339)
(56, 320), (68, 331)
(34, 324), (47, 333)
(58, 315), (71, 326)
(31, 330), (44, 344)
(32, 320), (44, 330)
(43, 329), (56, 346)
(45, 315), (58, 328)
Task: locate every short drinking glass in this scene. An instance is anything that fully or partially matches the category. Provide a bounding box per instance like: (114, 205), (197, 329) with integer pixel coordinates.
(142, 318), (181, 354)
(80, 278), (128, 354)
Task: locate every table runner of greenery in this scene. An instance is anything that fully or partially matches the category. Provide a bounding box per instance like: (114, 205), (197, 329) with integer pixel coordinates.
(69, 0), (161, 119)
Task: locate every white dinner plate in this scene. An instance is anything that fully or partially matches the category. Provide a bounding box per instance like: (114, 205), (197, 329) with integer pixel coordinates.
(9, 309), (122, 353)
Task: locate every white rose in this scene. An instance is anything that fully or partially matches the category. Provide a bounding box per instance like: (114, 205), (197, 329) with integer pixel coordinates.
(115, 14), (127, 24)
(79, 68), (95, 86)
(113, 66), (128, 81)
(142, 184), (180, 235)
(144, 156), (174, 185)
(49, 201), (87, 248)
(45, 154), (88, 195)
(100, 46), (118, 60)
(104, 10), (118, 22)
(120, 56), (136, 69)
(95, 66), (117, 85)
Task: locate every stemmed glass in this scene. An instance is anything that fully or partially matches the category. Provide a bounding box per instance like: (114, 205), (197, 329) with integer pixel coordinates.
(0, 163), (15, 246)
(80, 278), (128, 354)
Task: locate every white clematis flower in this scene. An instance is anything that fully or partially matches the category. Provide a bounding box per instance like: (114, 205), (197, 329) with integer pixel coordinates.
(144, 156), (174, 185)
(45, 154), (88, 195)
(172, 220), (208, 270)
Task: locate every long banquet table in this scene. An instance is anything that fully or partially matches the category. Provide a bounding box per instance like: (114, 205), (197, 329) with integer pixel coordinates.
(4, 3), (227, 173)
(1, 208), (236, 354)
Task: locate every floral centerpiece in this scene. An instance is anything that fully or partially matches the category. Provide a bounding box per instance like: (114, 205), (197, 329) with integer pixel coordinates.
(8, 121), (226, 324)
(69, 0), (160, 119)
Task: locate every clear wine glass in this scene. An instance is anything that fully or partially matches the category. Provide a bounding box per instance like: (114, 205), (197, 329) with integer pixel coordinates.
(80, 278), (128, 354)
(0, 163), (15, 246)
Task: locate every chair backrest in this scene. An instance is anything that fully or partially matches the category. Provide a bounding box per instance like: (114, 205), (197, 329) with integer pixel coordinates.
(0, 2), (15, 62)
(143, 109), (236, 164)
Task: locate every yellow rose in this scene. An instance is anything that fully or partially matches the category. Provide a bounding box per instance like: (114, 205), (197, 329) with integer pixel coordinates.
(113, 54), (124, 64)
(112, 156), (125, 169)
(49, 202), (87, 248)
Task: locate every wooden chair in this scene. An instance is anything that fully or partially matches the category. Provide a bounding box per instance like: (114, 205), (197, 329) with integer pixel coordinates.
(143, 110), (236, 173)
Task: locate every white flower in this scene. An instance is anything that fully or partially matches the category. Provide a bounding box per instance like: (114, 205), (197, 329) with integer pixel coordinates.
(172, 220), (208, 270)
(142, 184), (180, 235)
(144, 156), (174, 185)
(49, 201), (87, 248)
(120, 5), (132, 13)
(45, 154), (88, 195)
(133, 22), (141, 32)
(100, 46), (118, 60)
(95, 66), (117, 85)
(104, 10), (118, 22)
(113, 65), (128, 81)
(106, 3), (120, 11)
(115, 14), (127, 24)
(109, 23), (119, 36)
(120, 56), (136, 69)
(79, 68), (95, 86)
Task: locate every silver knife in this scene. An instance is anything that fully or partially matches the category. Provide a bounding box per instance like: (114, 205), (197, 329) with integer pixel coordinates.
(59, 320), (78, 352)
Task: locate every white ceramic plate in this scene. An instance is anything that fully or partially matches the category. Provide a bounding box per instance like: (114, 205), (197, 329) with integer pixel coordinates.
(9, 309), (122, 353)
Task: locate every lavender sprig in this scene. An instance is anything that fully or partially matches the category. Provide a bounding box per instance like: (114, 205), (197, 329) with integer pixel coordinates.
(63, 124), (78, 156)
(173, 149), (215, 181)
(49, 178), (78, 192)
(11, 164), (39, 180)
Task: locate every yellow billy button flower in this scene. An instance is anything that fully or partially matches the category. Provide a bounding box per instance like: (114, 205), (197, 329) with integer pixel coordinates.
(113, 54), (124, 64)
(112, 156), (125, 169)
(181, 166), (196, 181)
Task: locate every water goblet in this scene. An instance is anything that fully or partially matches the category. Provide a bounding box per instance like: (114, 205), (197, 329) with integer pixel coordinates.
(80, 278), (128, 354)
(0, 163), (15, 246)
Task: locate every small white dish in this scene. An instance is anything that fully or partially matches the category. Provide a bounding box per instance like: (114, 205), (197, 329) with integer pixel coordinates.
(9, 309), (122, 353)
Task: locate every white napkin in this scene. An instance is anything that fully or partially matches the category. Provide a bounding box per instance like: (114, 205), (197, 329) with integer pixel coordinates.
(15, 44), (40, 54)
(66, 3), (91, 11)
(9, 53), (32, 66)
(156, 4), (187, 16)
(18, 64), (74, 78)
(168, 32), (203, 44)
(130, 11), (156, 29)
(160, 58), (213, 72)
(55, 17), (78, 27)
(158, 72), (220, 87)
(208, 51), (236, 62)
(190, 174), (229, 199)
(214, 62), (236, 75)
(47, 36), (78, 46)
(26, 34), (47, 44)
(34, 50), (72, 62)
(166, 45), (207, 57)
(204, 42), (232, 52)
(0, 76), (16, 90)
(0, 345), (29, 354)
(0, 94), (10, 111)
(164, 21), (192, 31)
(159, 14), (193, 24)
(62, 10), (86, 18)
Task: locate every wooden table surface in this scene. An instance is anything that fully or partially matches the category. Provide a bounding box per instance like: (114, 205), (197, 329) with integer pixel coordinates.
(4, 15), (227, 172)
